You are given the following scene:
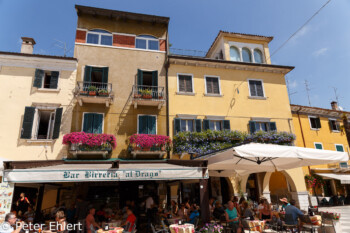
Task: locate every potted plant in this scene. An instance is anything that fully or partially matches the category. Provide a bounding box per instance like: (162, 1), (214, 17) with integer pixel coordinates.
(98, 89), (109, 97)
(158, 94), (164, 100)
(88, 86), (97, 96)
(80, 89), (88, 95)
(141, 89), (152, 99)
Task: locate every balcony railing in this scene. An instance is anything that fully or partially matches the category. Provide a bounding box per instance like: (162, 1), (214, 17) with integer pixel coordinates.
(75, 81), (113, 106)
(131, 85), (165, 108)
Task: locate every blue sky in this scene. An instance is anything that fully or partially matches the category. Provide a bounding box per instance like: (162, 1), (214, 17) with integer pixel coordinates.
(1, 0), (349, 110)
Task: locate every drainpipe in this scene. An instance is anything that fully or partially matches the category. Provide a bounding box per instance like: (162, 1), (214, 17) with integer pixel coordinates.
(165, 29), (170, 159)
(297, 107), (319, 205)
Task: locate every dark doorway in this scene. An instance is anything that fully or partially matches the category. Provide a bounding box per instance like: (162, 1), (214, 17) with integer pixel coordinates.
(246, 174), (259, 202)
(220, 177), (230, 204)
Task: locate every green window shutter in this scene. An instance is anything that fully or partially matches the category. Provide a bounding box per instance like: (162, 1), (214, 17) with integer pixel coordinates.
(203, 119), (210, 131)
(33, 69), (44, 88)
(93, 114), (103, 134)
(195, 119), (202, 132)
(102, 67), (109, 83)
(50, 71), (59, 89)
(84, 66), (92, 82)
(222, 120), (231, 131)
(83, 113), (94, 133)
(316, 117), (321, 129)
(148, 116), (156, 135)
(152, 70), (158, 87)
(336, 145), (344, 152)
(138, 115), (148, 134)
(315, 143), (323, 150)
(52, 108), (63, 139)
(249, 121), (256, 134)
(137, 69), (143, 86)
(174, 118), (181, 135)
(269, 122), (277, 131)
(21, 107), (36, 139)
(328, 120), (333, 130)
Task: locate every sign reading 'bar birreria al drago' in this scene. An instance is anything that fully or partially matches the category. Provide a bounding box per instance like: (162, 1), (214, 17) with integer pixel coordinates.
(3, 167), (208, 183)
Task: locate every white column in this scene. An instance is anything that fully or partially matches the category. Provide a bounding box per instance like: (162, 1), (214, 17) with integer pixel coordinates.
(262, 191), (271, 203)
(291, 191), (309, 211)
(250, 48), (255, 63)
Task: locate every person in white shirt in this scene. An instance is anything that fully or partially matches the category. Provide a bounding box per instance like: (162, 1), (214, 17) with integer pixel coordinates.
(0, 213), (23, 233)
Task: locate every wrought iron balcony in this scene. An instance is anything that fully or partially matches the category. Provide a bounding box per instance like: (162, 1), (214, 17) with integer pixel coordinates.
(75, 81), (113, 107)
(131, 85), (165, 109)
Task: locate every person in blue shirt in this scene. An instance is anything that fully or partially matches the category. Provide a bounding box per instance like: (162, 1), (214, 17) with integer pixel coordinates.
(225, 201), (241, 233)
(285, 200), (303, 226)
(187, 204), (199, 224)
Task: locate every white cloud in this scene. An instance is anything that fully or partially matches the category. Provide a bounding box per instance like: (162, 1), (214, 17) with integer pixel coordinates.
(290, 25), (311, 44)
(289, 80), (298, 88)
(313, 47), (328, 57)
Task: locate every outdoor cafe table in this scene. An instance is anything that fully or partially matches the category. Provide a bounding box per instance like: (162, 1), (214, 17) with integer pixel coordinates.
(168, 217), (185, 224)
(169, 224), (195, 233)
(107, 220), (122, 228)
(247, 220), (265, 233)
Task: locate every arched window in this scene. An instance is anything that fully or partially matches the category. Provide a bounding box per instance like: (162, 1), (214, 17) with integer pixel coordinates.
(242, 48), (252, 62)
(87, 29), (112, 46)
(230, 46), (241, 61)
(254, 49), (264, 63)
(136, 35), (159, 50)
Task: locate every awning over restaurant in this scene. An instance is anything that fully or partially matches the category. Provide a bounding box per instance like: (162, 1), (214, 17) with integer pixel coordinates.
(198, 143), (349, 176)
(316, 173), (350, 184)
(3, 160), (208, 183)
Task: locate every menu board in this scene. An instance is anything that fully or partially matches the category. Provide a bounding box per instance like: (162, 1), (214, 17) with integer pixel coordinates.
(0, 182), (14, 222)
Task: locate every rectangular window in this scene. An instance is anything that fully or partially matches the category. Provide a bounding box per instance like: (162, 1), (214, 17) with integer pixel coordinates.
(33, 69), (59, 89)
(249, 80), (264, 97)
(20, 106), (63, 140)
(249, 121), (276, 134)
(178, 75), (193, 93)
(205, 76), (220, 94)
(180, 119), (194, 132)
(329, 119), (340, 132)
(148, 40), (159, 50)
(309, 116), (321, 130)
(337, 144), (348, 168)
(138, 115), (156, 135)
(209, 120), (222, 131)
(135, 36), (159, 51)
(82, 113), (103, 134)
(136, 38), (147, 49)
(86, 30), (112, 46)
(314, 143), (323, 150)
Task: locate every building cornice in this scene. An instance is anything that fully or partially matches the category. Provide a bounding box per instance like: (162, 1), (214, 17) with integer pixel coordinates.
(168, 55), (294, 74)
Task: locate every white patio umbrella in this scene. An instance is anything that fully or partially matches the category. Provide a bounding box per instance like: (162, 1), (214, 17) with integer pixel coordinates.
(199, 143), (349, 176)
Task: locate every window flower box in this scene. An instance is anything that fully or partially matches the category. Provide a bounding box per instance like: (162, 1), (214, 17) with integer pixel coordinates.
(63, 132), (116, 159)
(173, 130), (295, 156)
(129, 134), (172, 152)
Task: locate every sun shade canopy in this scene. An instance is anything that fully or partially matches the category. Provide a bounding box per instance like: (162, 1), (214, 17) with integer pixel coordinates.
(198, 143), (348, 177)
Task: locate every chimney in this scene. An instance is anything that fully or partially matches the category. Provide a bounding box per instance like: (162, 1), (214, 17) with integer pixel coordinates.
(21, 37), (36, 54)
(331, 101), (339, 111)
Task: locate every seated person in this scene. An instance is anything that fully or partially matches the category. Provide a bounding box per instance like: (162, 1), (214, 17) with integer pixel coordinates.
(213, 202), (225, 220)
(279, 198), (290, 211)
(225, 201), (241, 233)
(86, 208), (101, 233)
(121, 209), (136, 232)
(259, 200), (272, 223)
(187, 204), (199, 224)
(178, 204), (187, 220)
(285, 200), (303, 226)
(241, 201), (254, 220)
(23, 205), (35, 223)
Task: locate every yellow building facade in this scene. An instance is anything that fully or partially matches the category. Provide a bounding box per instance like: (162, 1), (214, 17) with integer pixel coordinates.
(71, 5), (169, 159)
(168, 32), (309, 209)
(291, 104), (350, 197)
(0, 40), (77, 161)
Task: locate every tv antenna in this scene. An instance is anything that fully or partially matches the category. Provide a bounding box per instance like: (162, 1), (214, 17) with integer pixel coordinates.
(54, 39), (73, 57)
(304, 80), (312, 107)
